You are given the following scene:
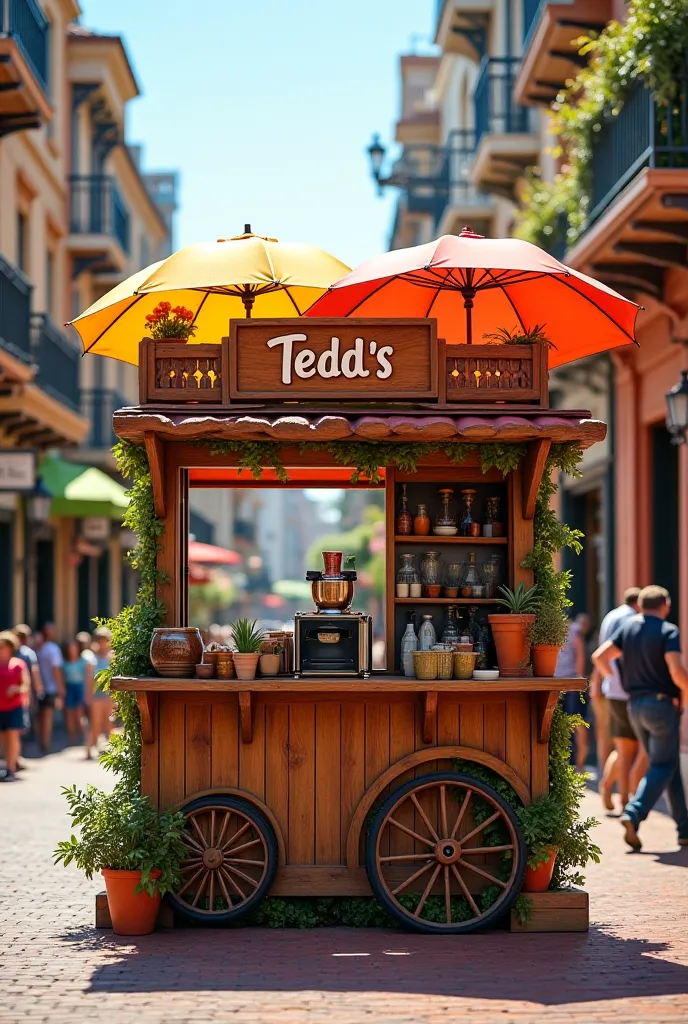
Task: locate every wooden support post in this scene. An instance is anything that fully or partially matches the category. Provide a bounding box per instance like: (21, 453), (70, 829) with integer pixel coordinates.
(136, 691), (156, 744)
(422, 691), (438, 744)
(239, 690), (253, 743)
(536, 689), (559, 744)
(144, 432), (166, 519)
(522, 439), (552, 520)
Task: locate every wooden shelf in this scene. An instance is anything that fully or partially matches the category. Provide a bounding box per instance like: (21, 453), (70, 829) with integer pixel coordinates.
(395, 535), (508, 544)
(111, 675), (583, 694)
(395, 597), (496, 605)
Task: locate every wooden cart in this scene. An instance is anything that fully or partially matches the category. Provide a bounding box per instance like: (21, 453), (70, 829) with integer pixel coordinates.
(111, 320), (602, 933)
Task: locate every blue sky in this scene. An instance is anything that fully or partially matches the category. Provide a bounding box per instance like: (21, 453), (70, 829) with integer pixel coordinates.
(81, 0), (435, 269)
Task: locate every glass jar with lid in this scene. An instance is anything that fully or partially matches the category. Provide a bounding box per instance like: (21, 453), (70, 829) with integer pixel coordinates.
(420, 550), (442, 598)
(396, 553), (421, 598)
(433, 488), (458, 535)
(413, 503), (431, 536)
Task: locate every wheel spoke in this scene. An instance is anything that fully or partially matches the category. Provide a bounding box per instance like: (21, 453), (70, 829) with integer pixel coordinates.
(413, 863), (442, 919)
(440, 786), (449, 838)
(223, 863), (260, 889)
(220, 866), (247, 900)
(180, 859), (203, 873)
(190, 816), (209, 849)
(209, 809), (216, 847)
(221, 820), (251, 852)
(462, 844), (513, 855)
(224, 837), (262, 857)
(177, 864), (205, 897)
(191, 870), (210, 908)
(208, 867), (215, 911)
(224, 858), (265, 866)
(391, 859), (434, 896)
(386, 817), (435, 849)
(379, 853), (436, 863)
(449, 788), (472, 840)
(215, 811), (231, 851)
(458, 858), (507, 888)
(216, 865), (233, 909)
(460, 810), (501, 847)
(410, 793), (440, 843)
(450, 863), (481, 918)
(444, 865), (451, 925)
(182, 833), (205, 856)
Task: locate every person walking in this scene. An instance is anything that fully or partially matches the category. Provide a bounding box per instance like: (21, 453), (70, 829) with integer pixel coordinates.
(592, 588), (648, 812)
(85, 627), (113, 759)
(62, 640), (91, 744)
(12, 624), (43, 765)
(556, 612), (591, 771)
(593, 585), (688, 850)
(0, 632), (30, 781)
(35, 623), (65, 754)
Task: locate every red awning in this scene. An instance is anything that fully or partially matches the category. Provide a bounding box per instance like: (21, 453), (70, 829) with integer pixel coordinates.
(188, 540), (241, 565)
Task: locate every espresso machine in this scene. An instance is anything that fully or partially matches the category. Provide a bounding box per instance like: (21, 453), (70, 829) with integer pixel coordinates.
(294, 551), (372, 678)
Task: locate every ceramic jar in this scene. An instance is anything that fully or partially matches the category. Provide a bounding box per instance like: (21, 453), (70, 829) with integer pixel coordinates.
(413, 504), (431, 536)
(150, 627), (203, 678)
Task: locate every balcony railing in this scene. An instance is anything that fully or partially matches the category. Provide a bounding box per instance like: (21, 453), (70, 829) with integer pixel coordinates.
(80, 387), (128, 448)
(1, 0), (49, 92)
(589, 78), (688, 224)
(30, 314), (80, 410)
(0, 254), (32, 362)
(69, 175), (130, 254)
(474, 57), (531, 143)
(522, 0), (545, 44)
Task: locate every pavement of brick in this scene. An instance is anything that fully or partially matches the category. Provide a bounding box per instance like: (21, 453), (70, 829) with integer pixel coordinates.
(2, 744), (688, 1024)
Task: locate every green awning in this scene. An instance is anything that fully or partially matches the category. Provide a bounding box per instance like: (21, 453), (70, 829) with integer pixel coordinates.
(40, 455), (129, 519)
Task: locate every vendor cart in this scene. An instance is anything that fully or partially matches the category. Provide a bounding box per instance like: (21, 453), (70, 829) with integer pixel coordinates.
(110, 318), (601, 933)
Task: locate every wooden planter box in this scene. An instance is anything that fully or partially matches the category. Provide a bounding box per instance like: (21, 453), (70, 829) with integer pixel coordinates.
(443, 342), (548, 404)
(509, 887), (589, 932)
(139, 339), (226, 404)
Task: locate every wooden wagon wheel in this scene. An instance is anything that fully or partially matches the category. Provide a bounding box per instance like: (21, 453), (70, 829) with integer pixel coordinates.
(166, 794), (278, 924)
(365, 772), (526, 934)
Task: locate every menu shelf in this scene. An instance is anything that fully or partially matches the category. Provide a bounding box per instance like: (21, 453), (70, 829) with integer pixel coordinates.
(394, 535), (507, 545)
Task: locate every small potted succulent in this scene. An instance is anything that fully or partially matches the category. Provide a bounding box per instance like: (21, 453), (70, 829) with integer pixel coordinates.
(231, 618), (266, 680)
(144, 301), (198, 344)
(488, 583), (539, 677)
(54, 785), (187, 935)
(516, 793), (568, 892)
(259, 643), (283, 677)
(483, 323), (556, 350)
(530, 603), (569, 677)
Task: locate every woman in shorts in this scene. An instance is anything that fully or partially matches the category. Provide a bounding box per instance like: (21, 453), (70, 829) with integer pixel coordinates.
(62, 640), (91, 744)
(0, 631), (30, 781)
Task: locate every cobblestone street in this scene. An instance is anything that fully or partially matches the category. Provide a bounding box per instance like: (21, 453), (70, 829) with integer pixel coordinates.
(2, 745), (688, 1024)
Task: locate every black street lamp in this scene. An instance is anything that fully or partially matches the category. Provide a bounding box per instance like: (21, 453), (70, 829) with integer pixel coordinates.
(366, 134), (387, 195)
(27, 477), (52, 524)
(666, 369), (688, 445)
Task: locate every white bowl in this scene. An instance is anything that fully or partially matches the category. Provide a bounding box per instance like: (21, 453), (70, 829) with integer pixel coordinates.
(433, 526), (458, 536)
(472, 669), (500, 681)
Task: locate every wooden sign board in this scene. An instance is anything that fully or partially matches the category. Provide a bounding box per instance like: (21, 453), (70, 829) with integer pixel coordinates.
(229, 319), (437, 400)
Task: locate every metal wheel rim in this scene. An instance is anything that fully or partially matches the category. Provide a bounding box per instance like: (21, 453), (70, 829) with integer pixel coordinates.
(374, 779), (521, 931)
(175, 803), (269, 916)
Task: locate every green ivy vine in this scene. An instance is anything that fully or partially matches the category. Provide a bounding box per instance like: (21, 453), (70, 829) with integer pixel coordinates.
(515, 0), (688, 250)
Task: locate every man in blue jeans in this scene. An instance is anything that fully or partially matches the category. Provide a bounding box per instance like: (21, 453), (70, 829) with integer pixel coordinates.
(593, 585), (688, 851)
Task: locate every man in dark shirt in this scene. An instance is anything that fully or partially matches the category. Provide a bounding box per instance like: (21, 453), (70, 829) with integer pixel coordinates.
(593, 585), (688, 851)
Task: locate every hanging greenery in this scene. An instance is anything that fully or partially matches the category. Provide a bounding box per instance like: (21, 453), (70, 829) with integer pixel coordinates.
(514, 0), (688, 248)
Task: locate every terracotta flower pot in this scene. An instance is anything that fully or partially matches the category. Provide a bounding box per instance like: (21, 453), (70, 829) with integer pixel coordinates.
(532, 644), (561, 677)
(522, 847), (558, 893)
(233, 653), (260, 681)
(487, 614), (535, 677)
(259, 653), (280, 677)
(150, 627), (203, 678)
(102, 868), (161, 935)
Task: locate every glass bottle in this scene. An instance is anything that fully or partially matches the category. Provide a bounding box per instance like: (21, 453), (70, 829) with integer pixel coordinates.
(433, 488), (458, 535)
(413, 503), (431, 536)
(460, 551), (481, 597)
(395, 484), (413, 536)
(460, 489), (477, 536)
(418, 614), (436, 651)
(483, 496), (503, 538)
(396, 553), (420, 598)
(420, 550), (442, 597)
(400, 619), (418, 676)
(481, 554), (502, 598)
(441, 606), (461, 647)
(474, 616), (491, 669)
(444, 560), (461, 597)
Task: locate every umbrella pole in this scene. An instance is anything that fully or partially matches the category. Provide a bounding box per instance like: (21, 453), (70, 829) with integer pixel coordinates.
(241, 290), (255, 318)
(461, 284), (476, 345)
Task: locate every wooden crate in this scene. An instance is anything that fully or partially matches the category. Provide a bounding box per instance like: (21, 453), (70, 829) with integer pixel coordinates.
(510, 887), (589, 932)
(95, 891), (175, 930)
(443, 342), (547, 405)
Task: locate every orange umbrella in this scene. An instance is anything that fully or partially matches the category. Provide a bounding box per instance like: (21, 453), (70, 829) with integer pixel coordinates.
(306, 228), (640, 368)
(188, 540), (241, 566)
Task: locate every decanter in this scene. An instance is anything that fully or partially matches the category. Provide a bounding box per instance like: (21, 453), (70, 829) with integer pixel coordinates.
(418, 614), (436, 651)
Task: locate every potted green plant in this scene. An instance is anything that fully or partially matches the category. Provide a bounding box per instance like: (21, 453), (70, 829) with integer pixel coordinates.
(530, 603), (569, 676)
(231, 618), (266, 680)
(259, 643), (283, 677)
(54, 785), (187, 935)
(516, 793), (568, 892)
(144, 301), (198, 344)
(488, 583), (539, 677)
(483, 324), (556, 350)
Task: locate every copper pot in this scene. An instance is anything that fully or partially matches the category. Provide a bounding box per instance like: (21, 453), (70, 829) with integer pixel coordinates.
(311, 579), (354, 612)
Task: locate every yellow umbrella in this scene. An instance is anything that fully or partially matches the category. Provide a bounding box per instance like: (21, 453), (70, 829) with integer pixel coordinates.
(68, 227), (350, 365)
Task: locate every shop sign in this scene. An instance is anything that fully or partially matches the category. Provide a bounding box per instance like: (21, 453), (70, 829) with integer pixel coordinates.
(0, 450), (36, 492)
(229, 319), (437, 400)
(81, 517), (111, 542)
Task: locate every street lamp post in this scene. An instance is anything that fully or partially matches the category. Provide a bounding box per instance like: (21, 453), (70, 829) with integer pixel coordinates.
(366, 134), (387, 195)
(665, 369), (688, 445)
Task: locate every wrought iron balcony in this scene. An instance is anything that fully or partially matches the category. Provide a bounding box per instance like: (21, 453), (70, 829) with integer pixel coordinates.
(80, 387), (128, 449)
(2, 0), (49, 89)
(522, 0), (544, 43)
(30, 314), (80, 411)
(0, 254), (32, 362)
(589, 79), (688, 224)
(474, 57), (531, 143)
(69, 175), (130, 255)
